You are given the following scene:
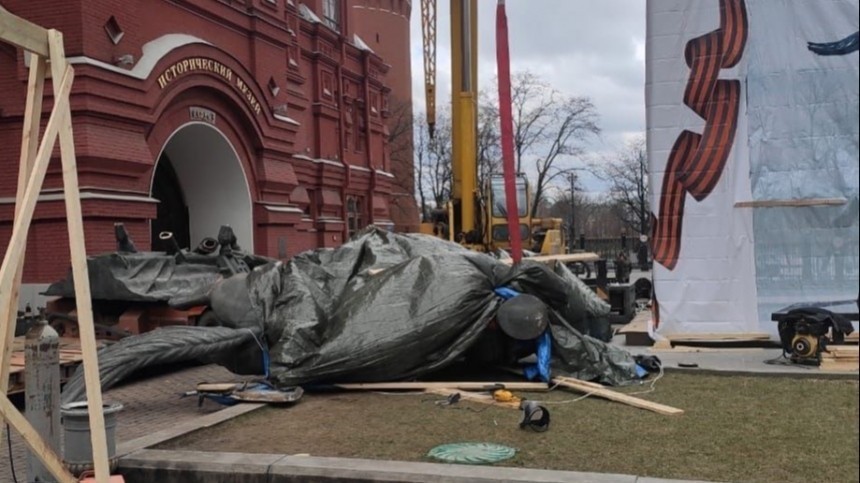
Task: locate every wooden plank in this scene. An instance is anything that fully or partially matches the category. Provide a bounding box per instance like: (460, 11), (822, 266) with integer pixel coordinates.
(617, 312), (650, 334)
(649, 345), (765, 353)
(335, 381), (549, 391)
(0, 396), (76, 482)
(0, 55), (47, 394)
(735, 198), (847, 208)
(48, 29), (111, 483)
(500, 252), (601, 266)
(0, 5), (51, 56)
(424, 388), (522, 410)
(819, 359), (859, 372)
(663, 332), (771, 342)
(552, 376), (684, 416)
(0, 65), (72, 393)
(823, 345), (859, 354)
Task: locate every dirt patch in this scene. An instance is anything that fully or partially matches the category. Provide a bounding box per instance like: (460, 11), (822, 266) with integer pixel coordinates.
(159, 373), (859, 482)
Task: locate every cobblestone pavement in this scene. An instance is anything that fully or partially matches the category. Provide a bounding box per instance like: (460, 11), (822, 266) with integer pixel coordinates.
(2, 363), (241, 482)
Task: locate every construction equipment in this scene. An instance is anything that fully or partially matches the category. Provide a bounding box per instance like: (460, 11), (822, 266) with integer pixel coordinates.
(773, 305), (856, 364)
(417, 1), (636, 323)
(418, 0), (566, 256)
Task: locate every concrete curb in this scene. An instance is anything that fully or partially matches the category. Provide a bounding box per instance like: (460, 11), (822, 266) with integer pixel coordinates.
(118, 449), (712, 483)
(116, 402), (265, 457)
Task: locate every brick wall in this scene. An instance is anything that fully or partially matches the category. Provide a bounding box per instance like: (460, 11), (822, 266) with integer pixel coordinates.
(0, 0), (406, 283)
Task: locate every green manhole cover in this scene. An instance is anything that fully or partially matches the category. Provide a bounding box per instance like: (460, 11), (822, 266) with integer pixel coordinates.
(427, 442), (516, 464)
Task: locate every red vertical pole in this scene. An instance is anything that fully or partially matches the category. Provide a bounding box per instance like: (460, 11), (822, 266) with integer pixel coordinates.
(496, 0), (522, 263)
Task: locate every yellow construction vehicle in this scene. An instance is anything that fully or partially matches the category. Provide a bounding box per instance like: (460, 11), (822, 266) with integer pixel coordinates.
(418, 0), (565, 256)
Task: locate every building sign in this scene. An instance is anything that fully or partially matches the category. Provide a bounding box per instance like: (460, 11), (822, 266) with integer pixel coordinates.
(157, 57), (263, 115)
(189, 106), (216, 124)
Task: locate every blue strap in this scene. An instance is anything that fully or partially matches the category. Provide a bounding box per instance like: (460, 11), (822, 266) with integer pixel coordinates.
(494, 287), (520, 300)
(523, 330), (552, 382)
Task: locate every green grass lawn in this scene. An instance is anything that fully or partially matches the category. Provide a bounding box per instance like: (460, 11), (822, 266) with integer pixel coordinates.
(159, 373), (859, 482)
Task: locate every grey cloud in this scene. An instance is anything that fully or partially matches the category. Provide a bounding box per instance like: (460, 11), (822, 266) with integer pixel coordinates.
(409, 0), (647, 194)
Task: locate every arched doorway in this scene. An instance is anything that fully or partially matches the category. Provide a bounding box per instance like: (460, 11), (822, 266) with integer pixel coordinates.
(151, 123), (254, 251)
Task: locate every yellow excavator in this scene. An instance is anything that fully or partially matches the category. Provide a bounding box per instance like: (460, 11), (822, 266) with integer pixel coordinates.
(417, 0), (565, 256)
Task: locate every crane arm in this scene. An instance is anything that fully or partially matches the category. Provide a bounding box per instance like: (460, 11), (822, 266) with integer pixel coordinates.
(420, 0), (437, 138)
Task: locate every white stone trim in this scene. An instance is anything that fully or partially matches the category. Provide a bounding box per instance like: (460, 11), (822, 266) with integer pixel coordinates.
(52, 34), (212, 80)
(274, 113), (301, 125)
(263, 205), (304, 214)
(374, 169), (395, 178)
(353, 34), (375, 53)
(0, 191), (159, 205)
(291, 154), (346, 168)
(317, 216), (345, 224)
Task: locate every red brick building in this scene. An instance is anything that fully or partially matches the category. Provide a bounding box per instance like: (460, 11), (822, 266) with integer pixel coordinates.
(0, 0), (418, 297)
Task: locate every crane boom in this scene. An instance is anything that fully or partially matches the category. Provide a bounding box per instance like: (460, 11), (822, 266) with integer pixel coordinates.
(420, 0), (437, 138)
(450, 0), (479, 240)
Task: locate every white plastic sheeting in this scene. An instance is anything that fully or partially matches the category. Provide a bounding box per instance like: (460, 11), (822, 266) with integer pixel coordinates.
(646, 0), (859, 339)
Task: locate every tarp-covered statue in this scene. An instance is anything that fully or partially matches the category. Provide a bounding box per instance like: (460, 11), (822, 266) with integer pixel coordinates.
(61, 227), (647, 403)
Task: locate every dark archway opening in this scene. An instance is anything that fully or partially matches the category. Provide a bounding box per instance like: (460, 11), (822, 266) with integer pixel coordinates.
(151, 154), (190, 251)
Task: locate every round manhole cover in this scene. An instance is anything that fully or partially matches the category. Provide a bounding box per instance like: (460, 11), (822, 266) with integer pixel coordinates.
(427, 442), (516, 464)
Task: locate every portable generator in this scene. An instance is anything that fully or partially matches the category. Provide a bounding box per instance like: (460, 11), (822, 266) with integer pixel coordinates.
(776, 307), (854, 364)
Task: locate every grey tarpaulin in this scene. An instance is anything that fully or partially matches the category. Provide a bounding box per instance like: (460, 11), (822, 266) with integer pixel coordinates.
(61, 227), (640, 402)
(43, 251), (274, 305)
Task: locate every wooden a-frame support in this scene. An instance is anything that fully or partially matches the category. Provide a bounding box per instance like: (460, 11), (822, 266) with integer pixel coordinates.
(1, 6), (112, 483)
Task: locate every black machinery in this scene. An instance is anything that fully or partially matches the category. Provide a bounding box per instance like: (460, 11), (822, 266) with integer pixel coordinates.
(772, 302), (858, 364)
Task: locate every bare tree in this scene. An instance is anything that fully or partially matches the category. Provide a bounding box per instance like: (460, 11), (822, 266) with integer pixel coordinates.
(384, 97), (419, 225)
(510, 72), (558, 174)
(413, 108), (453, 211)
(413, 116), (430, 221)
(486, 71), (600, 217)
(591, 135), (650, 236)
(477, 90), (502, 191)
(529, 94), (600, 218)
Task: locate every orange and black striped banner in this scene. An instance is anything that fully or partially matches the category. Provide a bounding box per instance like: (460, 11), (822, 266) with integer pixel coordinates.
(651, 0), (748, 271)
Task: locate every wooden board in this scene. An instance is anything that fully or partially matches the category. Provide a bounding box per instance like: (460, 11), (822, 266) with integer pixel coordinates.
(617, 311), (651, 334)
(4, 336), (89, 396)
(661, 332), (771, 342)
(735, 198), (847, 208)
(819, 359), (859, 372)
(649, 345), (768, 353)
(823, 345), (859, 356)
(552, 376), (684, 416)
(335, 382), (549, 391)
(0, 5), (51, 56)
(499, 252), (600, 265)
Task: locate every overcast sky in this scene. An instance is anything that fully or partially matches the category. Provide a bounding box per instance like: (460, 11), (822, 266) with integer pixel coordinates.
(408, 0), (646, 194)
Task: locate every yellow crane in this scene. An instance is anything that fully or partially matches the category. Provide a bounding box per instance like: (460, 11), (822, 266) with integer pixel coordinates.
(419, 0), (565, 256)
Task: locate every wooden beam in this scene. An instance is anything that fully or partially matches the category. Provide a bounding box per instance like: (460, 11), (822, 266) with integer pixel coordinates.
(0, 55), (46, 394)
(48, 29), (112, 483)
(499, 252), (601, 266)
(0, 5), (50, 56)
(0, 391), (75, 482)
(0, 66), (73, 385)
(734, 198), (847, 208)
(661, 332), (771, 342)
(552, 376), (684, 416)
(335, 381), (549, 391)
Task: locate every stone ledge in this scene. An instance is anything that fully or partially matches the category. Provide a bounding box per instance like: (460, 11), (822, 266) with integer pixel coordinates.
(119, 449), (647, 483)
